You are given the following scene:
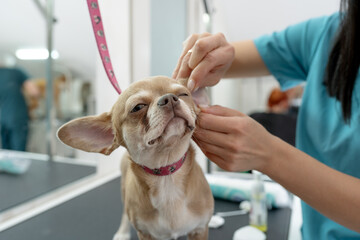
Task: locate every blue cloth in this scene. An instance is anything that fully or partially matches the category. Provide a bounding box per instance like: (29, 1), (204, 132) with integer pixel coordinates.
(254, 13), (360, 240)
(0, 67), (29, 151)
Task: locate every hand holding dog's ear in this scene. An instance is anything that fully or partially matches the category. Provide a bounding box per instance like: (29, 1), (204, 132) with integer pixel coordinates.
(57, 112), (119, 155)
(172, 33), (235, 92)
(194, 105), (273, 172)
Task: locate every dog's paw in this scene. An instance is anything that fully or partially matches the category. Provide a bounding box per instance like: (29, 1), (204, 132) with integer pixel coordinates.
(113, 233), (131, 240)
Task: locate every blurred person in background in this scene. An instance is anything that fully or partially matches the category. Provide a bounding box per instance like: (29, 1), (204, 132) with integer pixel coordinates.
(0, 54), (39, 151)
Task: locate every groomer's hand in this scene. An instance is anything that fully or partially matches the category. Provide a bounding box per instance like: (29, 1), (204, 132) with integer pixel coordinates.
(172, 33), (235, 92)
(193, 105), (276, 172)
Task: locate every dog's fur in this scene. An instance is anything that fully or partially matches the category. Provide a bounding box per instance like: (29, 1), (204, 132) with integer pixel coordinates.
(57, 76), (214, 240)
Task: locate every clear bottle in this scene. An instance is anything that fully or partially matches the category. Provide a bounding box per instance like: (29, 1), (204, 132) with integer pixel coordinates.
(249, 170), (268, 232)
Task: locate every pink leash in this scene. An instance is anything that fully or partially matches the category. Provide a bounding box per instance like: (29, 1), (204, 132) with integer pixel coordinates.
(87, 0), (121, 94)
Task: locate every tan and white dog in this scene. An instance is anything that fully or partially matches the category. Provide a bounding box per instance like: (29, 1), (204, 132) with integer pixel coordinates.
(57, 76), (214, 240)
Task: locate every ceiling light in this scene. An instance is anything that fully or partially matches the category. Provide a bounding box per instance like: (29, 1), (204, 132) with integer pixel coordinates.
(15, 48), (59, 60)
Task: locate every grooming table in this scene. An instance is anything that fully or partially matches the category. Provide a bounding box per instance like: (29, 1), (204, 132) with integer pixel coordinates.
(0, 177), (290, 240)
(0, 157), (95, 212)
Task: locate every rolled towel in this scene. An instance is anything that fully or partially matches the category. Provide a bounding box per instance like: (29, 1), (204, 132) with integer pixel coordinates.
(0, 151), (31, 175)
(206, 174), (291, 208)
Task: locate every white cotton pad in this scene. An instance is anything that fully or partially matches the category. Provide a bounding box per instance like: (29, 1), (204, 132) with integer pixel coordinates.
(209, 215), (225, 228)
(233, 225), (266, 240)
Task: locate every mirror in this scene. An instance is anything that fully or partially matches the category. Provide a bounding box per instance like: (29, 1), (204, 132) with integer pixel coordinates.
(0, 0), (96, 215)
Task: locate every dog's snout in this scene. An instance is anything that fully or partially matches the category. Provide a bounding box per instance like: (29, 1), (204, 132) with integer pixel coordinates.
(157, 94), (179, 107)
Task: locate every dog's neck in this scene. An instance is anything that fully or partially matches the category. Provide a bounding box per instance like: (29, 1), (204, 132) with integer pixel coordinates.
(129, 145), (196, 212)
(128, 137), (192, 168)
(130, 144), (195, 181)
(141, 152), (187, 176)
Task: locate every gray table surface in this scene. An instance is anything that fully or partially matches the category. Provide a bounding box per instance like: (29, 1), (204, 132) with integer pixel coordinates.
(0, 177), (291, 240)
(0, 160), (95, 212)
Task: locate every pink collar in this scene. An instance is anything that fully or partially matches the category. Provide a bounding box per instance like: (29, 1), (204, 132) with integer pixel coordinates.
(141, 152), (187, 176)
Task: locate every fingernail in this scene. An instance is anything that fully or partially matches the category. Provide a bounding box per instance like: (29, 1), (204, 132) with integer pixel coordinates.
(199, 104), (209, 109)
(187, 79), (195, 91)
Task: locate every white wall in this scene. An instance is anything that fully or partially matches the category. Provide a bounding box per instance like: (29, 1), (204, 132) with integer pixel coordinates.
(132, 0), (151, 82)
(213, 0), (340, 41)
(209, 0), (340, 114)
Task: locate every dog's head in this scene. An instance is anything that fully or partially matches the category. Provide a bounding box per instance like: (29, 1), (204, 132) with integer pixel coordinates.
(57, 76), (198, 167)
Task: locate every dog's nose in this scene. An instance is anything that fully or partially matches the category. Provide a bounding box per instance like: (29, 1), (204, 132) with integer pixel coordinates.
(157, 94), (179, 107)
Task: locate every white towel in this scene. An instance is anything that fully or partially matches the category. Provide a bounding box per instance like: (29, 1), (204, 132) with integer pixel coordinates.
(206, 173), (291, 208)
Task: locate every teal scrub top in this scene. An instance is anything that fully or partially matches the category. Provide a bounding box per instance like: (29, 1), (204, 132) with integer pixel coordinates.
(0, 67), (29, 125)
(254, 13), (360, 240)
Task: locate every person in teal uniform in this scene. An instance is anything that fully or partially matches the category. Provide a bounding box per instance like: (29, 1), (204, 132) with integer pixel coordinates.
(0, 67), (30, 151)
(173, 0), (360, 239)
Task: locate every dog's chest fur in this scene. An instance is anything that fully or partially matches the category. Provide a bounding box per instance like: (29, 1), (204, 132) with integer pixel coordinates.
(136, 176), (209, 239)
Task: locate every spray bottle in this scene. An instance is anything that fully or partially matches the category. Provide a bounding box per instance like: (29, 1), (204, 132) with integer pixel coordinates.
(249, 170), (268, 232)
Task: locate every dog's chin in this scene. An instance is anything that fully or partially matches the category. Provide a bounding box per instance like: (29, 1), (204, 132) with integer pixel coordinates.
(147, 117), (194, 147)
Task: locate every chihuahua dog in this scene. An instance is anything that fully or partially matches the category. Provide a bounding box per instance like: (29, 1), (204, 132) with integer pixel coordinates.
(57, 76), (214, 240)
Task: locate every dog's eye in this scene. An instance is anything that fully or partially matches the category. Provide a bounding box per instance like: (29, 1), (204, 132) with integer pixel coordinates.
(131, 104), (146, 113)
(179, 93), (189, 97)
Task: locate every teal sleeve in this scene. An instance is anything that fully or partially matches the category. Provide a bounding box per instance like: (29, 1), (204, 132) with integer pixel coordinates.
(254, 14), (338, 90)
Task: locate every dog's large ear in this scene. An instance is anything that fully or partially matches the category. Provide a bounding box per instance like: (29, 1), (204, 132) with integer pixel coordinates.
(57, 112), (119, 155)
(177, 77), (208, 114)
